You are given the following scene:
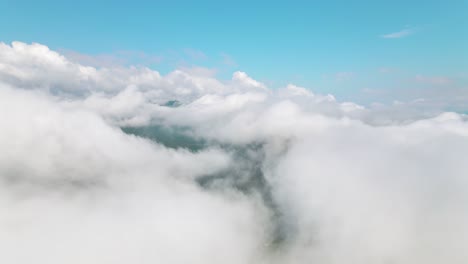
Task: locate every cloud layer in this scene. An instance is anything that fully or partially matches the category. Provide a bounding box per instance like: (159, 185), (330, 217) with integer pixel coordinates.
(1, 41), (468, 264)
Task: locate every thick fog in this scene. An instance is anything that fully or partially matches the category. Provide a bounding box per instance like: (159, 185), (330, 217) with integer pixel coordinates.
(1, 41), (467, 264)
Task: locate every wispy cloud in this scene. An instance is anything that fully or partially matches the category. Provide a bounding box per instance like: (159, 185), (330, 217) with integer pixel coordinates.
(183, 48), (207, 60)
(334, 71), (355, 81)
(220, 52), (237, 67)
(380, 28), (415, 39)
(414, 74), (452, 85)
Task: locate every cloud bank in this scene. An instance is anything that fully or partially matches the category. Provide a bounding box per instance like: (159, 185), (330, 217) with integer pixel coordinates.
(1, 41), (468, 264)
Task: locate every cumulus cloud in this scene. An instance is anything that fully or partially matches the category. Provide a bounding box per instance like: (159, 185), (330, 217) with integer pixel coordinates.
(1, 41), (468, 264)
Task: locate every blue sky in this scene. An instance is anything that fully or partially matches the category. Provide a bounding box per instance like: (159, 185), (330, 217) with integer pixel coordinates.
(1, 0), (467, 102)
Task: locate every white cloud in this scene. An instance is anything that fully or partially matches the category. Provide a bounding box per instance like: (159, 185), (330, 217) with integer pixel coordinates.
(1, 41), (468, 264)
(232, 71), (267, 90)
(381, 28), (415, 39)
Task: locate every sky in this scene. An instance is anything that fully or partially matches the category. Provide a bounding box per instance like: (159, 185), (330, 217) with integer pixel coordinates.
(1, 0), (467, 102)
